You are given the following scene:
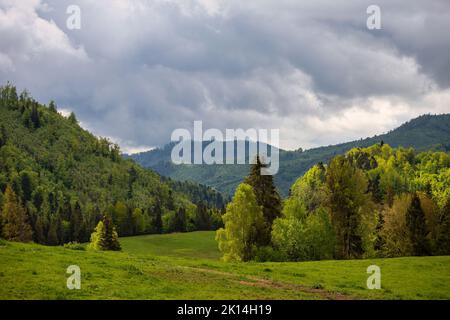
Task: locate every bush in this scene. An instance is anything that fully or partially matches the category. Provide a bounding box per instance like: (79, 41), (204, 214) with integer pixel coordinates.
(254, 246), (285, 262)
(63, 242), (85, 251)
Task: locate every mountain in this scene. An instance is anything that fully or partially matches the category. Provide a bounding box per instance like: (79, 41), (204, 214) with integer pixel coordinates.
(129, 114), (450, 196)
(0, 84), (223, 245)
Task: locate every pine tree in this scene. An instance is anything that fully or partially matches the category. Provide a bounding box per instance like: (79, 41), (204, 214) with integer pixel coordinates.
(154, 203), (163, 234)
(47, 218), (59, 245)
(406, 193), (430, 256)
(68, 112), (77, 124)
(33, 215), (46, 244)
(48, 100), (57, 113)
(195, 202), (212, 231)
(30, 105), (40, 128)
(173, 207), (187, 232)
(0, 124), (7, 148)
(436, 199), (450, 255)
(70, 201), (84, 242)
(1, 185), (33, 242)
(243, 156), (281, 246)
(89, 215), (121, 251)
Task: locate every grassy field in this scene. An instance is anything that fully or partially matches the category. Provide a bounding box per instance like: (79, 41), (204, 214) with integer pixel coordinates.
(0, 232), (449, 300)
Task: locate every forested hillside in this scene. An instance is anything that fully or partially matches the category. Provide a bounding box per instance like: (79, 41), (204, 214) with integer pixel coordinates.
(130, 114), (450, 196)
(0, 84), (222, 245)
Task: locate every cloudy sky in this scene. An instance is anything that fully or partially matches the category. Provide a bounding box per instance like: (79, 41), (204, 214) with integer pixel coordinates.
(1, 0), (449, 153)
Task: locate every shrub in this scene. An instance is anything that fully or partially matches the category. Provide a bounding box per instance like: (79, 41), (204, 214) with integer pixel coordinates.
(63, 242), (85, 251)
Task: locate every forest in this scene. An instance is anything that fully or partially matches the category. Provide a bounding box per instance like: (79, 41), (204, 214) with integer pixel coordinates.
(217, 144), (450, 261)
(0, 84), (223, 246)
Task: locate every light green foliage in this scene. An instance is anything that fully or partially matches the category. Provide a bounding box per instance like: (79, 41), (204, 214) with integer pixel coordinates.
(289, 163), (328, 212)
(272, 207), (335, 261)
(88, 216), (121, 251)
(327, 156), (376, 259)
(272, 165), (335, 261)
(132, 208), (146, 234)
(216, 183), (264, 262)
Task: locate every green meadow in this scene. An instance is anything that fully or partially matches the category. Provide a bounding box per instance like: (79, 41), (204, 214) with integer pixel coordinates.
(0, 231), (449, 300)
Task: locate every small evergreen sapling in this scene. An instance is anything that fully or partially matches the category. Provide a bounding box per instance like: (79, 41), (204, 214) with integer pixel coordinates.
(89, 215), (121, 251)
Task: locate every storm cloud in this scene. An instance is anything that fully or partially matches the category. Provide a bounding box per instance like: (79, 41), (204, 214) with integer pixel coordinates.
(1, 0), (449, 152)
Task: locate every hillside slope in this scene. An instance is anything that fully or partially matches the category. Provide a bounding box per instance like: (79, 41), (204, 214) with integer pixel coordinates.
(130, 114), (450, 196)
(0, 84), (221, 245)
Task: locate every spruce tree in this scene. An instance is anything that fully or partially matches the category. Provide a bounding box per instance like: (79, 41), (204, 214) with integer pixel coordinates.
(30, 105), (40, 128)
(243, 156), (281, 246)
(406, 193), (430, 256)
(436, 199), (450, 255)
(48, 100), (57, 113)
(154, 203), (163, 234)
(70, 201), (84, 242)
(68, 112), (78, 124)
(0, 124), (7, 148)
(89, 215), (121, 251)
(1, 185), (33, 242)
(195, 202), (211, 231)
(33, 215), (46, 244)
(173, 207), (187, 232)
(47, 218), (59, 245)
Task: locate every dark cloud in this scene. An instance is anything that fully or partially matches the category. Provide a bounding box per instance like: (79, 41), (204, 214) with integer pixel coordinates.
(1, 0), (449, 152)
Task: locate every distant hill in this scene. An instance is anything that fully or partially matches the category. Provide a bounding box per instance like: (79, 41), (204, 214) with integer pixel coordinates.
(128, 114), (450, 196)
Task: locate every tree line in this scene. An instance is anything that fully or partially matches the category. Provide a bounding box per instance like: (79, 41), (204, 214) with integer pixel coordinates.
(217, 144), (450, 261)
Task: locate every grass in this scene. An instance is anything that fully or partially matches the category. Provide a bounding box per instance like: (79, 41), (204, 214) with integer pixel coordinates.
(120, 231), (221, 260)
(0, 232), (449, 300)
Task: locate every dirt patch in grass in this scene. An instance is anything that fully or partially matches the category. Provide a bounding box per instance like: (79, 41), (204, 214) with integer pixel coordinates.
(184, 266), (354, 300)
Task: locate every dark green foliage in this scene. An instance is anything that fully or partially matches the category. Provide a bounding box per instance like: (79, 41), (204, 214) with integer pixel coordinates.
(47, 218), (59, 245)
(48, 101), (57, 113)
(68, 112), (77, 124)
(244, 156), (282, 246)
(326, 156), (370, 259)
(70, 202), (85, 243)
(436, 199), (450, 255)
(153, 203), (163, 234)
(195, 202), (211, 231)
(406, 194), (430, 256)
(30, 105), (40, 129)
(0, 124), (7, 147)
(172, 208), (187, 232)
(163, 177), (227, 210)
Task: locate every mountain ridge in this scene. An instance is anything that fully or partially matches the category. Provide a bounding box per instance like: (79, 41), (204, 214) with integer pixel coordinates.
(129, 113), (450, 196)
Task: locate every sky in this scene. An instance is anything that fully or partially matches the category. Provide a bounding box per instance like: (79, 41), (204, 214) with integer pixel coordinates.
(0, 0), (449, 153)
